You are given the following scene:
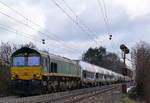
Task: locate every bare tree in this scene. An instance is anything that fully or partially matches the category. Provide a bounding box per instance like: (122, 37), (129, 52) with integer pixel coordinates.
(132, 41), (150, 103)
(0, 42), (17, 64)
(0, 42), (37, 96)
(0, 42), (17, 96)
(82, 47), (125, 74)
(20, 42), (37, 49)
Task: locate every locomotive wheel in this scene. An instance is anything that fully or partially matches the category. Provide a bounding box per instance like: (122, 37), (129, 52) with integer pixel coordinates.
(47, 84), (52, 93)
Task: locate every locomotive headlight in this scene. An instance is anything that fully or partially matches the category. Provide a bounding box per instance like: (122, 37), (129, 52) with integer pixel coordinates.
(12, 74), (18, 79)
(12, 74), (15, 79)
(36, 74), (40, 78)
(33, 74), (40, 79)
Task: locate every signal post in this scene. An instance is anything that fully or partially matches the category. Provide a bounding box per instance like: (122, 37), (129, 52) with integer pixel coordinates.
(120, 44), (129, 93)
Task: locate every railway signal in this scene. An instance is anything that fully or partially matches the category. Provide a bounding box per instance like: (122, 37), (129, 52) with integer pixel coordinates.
(120, 44), (130, 93)
(120, 44), (129, 54)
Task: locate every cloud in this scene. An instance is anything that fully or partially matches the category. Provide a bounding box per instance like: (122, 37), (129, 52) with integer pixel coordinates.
(113, 0), (150, 19)
(0, 0), (150, 65)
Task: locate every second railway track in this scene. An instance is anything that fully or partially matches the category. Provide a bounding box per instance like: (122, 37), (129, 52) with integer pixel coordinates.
(0, 83), (123, 103)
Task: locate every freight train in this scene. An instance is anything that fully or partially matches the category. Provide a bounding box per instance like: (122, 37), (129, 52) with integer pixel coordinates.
(9, 47), (130, 95)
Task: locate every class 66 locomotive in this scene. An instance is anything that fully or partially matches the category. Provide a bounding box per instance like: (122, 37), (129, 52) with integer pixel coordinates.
(9, 47), (130, 95)
(9, 47), (80, 95)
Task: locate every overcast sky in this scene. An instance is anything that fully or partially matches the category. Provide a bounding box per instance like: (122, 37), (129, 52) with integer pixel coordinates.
(0, 0), (149, 64)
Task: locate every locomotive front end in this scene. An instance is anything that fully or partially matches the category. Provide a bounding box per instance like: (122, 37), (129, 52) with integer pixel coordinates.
(9, 47), (42, 95)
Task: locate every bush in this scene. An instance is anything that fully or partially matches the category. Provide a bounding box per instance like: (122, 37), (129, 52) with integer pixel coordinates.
(132, 41), (150, 103)
(0, 64), (10, 96)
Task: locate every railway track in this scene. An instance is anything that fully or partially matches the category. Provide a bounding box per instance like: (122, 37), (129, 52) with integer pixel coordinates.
(0, 96), (19, 103)
(0, 84), (122, 103)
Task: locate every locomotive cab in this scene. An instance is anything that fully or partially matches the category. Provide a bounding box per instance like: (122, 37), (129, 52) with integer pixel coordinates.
(9, 47), (43, 94)
(11, 47), (42, 80)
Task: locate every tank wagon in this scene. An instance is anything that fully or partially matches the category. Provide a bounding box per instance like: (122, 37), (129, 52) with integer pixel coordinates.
(9, 47), (130, 95)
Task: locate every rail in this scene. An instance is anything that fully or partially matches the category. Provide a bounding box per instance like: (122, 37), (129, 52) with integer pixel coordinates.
(0, 83), (123, 103)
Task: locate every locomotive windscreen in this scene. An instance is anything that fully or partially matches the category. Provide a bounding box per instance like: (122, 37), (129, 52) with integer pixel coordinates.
(12, 47), (41, 66)
(13, 56), (40, 66)
(13, 57), (25, 66)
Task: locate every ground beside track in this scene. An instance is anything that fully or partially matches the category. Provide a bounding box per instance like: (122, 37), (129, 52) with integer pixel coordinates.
(77, 85), (124, 103)
(0, 83), (132, 103)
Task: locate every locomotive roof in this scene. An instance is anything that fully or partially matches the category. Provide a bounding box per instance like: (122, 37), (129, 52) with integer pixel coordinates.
(12, 47), (41, 57)
(12, 47), (76, 64)
(38, 50), (76, 64)
(48, 53), (76, 64)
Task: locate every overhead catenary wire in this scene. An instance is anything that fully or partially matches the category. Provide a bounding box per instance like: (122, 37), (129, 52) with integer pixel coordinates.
(0, 10), (82, 53)
(0, 28), (81, 55)
(0, 24), (81, 54)
(97, 0), (110, 35)
(97, 0), (111, 39)
(0, 0), (103, 68)
(101, 0), (126, 53)
(101, 0), (111, 31)
(0, 0), (65, 39)
(0, 0), (116, 56)
(60, 0), (105, 47)
(96, 0), (119, 54)
(97, 0), (112, 49)
(51, 0), (100, 47)
(0, 0), (82, 53)
(56, 0), (107, 69)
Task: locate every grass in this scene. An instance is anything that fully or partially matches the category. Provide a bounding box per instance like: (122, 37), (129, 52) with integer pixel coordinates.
(116, 97), (136, 103)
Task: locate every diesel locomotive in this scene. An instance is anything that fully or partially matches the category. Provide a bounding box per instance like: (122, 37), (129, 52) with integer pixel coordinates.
(9, 47), (130, 95)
